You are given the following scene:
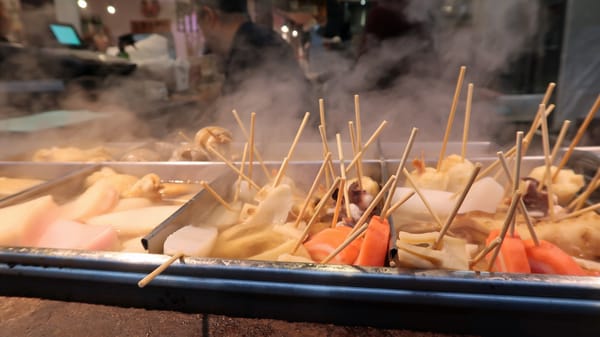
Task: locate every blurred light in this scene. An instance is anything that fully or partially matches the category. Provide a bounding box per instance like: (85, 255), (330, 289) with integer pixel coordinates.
(281, 25), (289, 33)
(107, 5), (116, 14)
(292, 30), (298, 37)
(360, 0), (366, 6)
(77, 0), (87, 9)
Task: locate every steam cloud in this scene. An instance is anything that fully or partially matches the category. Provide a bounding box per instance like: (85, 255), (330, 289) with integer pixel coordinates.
(1, 0), (542, 159)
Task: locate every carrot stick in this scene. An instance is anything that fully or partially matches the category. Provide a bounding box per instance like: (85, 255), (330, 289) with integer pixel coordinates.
(523, 239), (586, 276)
(354, 215), (390, 267)
(485, 230), (531, 273)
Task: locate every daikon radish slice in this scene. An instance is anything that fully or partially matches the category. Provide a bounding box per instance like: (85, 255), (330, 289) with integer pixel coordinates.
(121, 237), (146, 253)
(34, 219), (119, 251)
(59, 181), (120, 221)
(243, 184), (293, 226)
(164, 225), (217, 257)
(391, 177), (504, 226)
(391, 187), (453, 225)
(459, 177), (504, 214)
(198, 201), (242, 230)
(86, 205), (181, 237)
(112, 197), (153, 212)
(0, 195), (59, 246)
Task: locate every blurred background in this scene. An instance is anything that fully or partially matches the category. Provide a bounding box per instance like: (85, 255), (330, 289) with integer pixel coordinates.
(0, 0), (598, 148)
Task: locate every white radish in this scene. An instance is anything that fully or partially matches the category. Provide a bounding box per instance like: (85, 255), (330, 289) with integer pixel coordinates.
(163, 225), (218, 257)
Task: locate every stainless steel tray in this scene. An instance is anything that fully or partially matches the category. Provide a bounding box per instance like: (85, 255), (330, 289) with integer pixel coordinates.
(0, 162), (86, 203)
(0, 159), (599, 337)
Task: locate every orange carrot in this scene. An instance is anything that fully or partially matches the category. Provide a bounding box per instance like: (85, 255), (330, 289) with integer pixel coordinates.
(523, 239), (587, 276)
(486, 230), (531, 273)
(303, 226), (363, 264)
(354, 215), (390, 267)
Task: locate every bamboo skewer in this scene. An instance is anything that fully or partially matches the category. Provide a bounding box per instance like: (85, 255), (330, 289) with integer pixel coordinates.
(477, 144), (522, 181)
(319, 125), (337, 186)
(207, 146), (260, 190)
(559, 202), (600, 221)
(233, 143), (249, 202)
(348, 121), (364, 190)
(273, 112), (311, 187)
(344, 120), (388, 174)
(381, 127), (419, 217)
(231, 110), (271, 179)
(470, 238), (501, 268)
(554, 94), (600, 179)
(138, 253), (184, 288)
(496, 152), (539, 246)
(568, 179), (600, 210)
(402, 168), (445, 229)
(550, 120), (571, 165)
(461, 83), (474, 160)
(291, 177), (342, 254)
(433, 163), (482, 249)
(330, 178), (346, 228)
(336, 133), (353, 222)
(437, 65), (467, 170)
(248, 112), (256, 181)
(354, 95), (365, 190)
(322, 175), (397, 263)
(177, 130), (193, 143)
(511, 131), (524, 236)
(487, 192), (522, 271)
(292, 152), (332, 228)
(354, 95), (363, 151)
(497, 151), (514, 191)
(384, 190), (415, 218)
(539, 104), (556, 220)
(572, 168), (600, 211)
(200, 181), (236, 212)
(541, 82), (557, 106)
(522, 104), (556, 157)
(319, 98), (327, 133)
(318, 100), (333, 188)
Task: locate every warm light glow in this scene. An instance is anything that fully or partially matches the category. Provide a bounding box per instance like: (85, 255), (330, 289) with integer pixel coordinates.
(292, 30), (298, 38)
(107, 5), (116, 14)
(77, 0), (87, 9)
(281, 25), (289, 33)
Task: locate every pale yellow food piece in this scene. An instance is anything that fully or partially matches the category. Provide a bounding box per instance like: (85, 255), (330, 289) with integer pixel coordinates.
(439, 155), (476, 193)
(0, 195), (59, 246)
(408, 167), (449, 191)
(32, 146), (112, 162)
(528, 165), (584, 205)
(396, 231), (469, 270)
(0, 177), (45, 196)
(59, 180), (120, 221)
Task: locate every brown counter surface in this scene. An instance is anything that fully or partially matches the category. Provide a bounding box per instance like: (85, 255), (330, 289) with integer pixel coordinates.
(1, 296), (476, 337)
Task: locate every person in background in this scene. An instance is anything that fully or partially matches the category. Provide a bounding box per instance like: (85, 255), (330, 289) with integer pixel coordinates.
(0, 2), (11, 42)
(355, 0), (432, 90)
(195, 0), (313, 123)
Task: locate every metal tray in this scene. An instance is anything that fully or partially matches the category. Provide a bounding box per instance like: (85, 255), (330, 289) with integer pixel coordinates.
(0, 159), (599, 337)
(0, 162), (86, 203)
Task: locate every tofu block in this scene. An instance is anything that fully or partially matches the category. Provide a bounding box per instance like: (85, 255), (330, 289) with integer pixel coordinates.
(35, 219), (119, 251)
(86, 205), (181, 238)
(164, 225), (217, 257)
(0, 195), (59, 246)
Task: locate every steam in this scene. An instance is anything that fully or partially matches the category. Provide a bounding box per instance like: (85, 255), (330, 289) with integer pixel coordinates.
(0, 0), (543, 159)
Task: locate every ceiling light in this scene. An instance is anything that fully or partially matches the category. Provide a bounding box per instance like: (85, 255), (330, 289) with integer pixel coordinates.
(107, 5), (116, 15)
(77, 0), (87, 9)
